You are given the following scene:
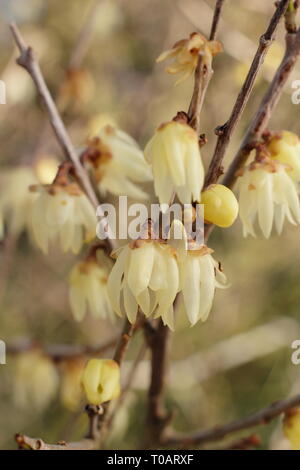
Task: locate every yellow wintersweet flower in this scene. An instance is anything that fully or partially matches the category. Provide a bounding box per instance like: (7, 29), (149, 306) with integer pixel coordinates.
(237, 155), (300, 238)
(83, 125), (152, 200)
(144, 120), (204, 205)
(31, 181), (96, 254)
(13, 350), (59, 411)
(283, 408), (300, 450)
(82, 359), (120, 406)
(157, 32), (222, 84)
(267, 130), (300, 181)
(69, 252), (114, 322)
(201, 184), (239, 227)
(107, 239), (179, 329)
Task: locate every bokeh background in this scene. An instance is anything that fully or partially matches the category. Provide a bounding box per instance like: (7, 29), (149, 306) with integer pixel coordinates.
(0, 0), (300, 450)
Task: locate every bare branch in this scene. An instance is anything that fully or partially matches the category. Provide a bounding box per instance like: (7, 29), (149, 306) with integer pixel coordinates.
(210, 0), (226, 41)
(9, 23), (99, 209)
(204, 0), (290, 187)
(143, 320), (172, 445)
(188, 0), (226, 134)
(223, 27), (300, 189)
(162, 393), (300, 447)
(6, 337), (117, 362)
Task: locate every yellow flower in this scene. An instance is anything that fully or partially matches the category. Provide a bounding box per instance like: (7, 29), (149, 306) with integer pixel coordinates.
(237, 156), (300, 238)
(60, 359), (85, 411)
(13, 350), (59, 411)
(157, 32), (222, 84)
(0, 166), (38, 239)
(83, 125), (152, 200)
(31, 182), (96, 254)
(144, 121), (204, 205)
(201, 184), (239, 227)
(107, 239), (179, 329)
(267, 131), (300, 181)
(69, 252), (114, 322)
(82, 358), (120, 406)
(170, 221), (227, 325)
(283, 408), (300, 450)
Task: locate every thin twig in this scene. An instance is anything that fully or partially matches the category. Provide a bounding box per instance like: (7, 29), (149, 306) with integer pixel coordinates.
(187, 0), (226, 134)
(9, 23), (99, 209)
(204, 0), (290, 187)
(223, 28), (300, 189)
(6, 337), (117, 362)
(163, 393), (300, 447)
(210, 0), (225, 41)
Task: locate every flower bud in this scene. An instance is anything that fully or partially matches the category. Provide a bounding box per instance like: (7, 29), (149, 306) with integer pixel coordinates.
(82, 359), (120, 405)
(201, 184), (238, 227)
(283, 408), (300, 450)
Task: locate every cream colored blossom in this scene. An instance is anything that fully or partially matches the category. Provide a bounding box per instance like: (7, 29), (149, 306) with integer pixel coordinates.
(170, 220), (226, 326)
(157, 32), (222, 84)
(82, 358), (120, 406)
(107, 239), (179, 329)
(144, 120), (204, 205)
(13, 350), (59, 411)
(83, 125), (152, 200)
(31, 182), (96, 254)
(69, 252), (113, 322)
(59, 359), (85, 411)
(0, 166), (38, 239)
(237, 156), (300, 238)
(267, 130), (300, 181)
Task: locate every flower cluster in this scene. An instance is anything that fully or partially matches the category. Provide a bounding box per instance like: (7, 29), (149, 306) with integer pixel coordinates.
(237, 133), (300, 238)
(107, 222), (226, 329)
(31, 181), (96, 254)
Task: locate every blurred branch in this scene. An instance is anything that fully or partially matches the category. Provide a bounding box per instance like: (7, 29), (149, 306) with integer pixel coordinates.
(68, 0), (103, 70)
(15, 433), (98, 450)
(204, 0), (289, 187)
(188, 0), (225, 134)
(6, 337), (117, 362)
(219, 434), (261, 450)
(223, 16), (300, 189)
(162, 393), (300, 447)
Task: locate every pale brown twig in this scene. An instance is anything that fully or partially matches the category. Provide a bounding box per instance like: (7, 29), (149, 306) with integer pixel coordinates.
(223, 26), (300, 189)
(162, 393), (300, 447)
(9, 23), (99, 210)
(204, 0), (290, 187)
(6, 337), (117, 362)
(187, 0), (225, 134)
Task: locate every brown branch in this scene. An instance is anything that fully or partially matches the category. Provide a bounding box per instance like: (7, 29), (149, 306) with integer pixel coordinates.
(209, 0), (225, 41)
(204, 0), (290, 187)
(187, 0), (226, 134)
(15, 434), (98, 450)
(68, 0), (103, 70)
(223, 26), (300, 189)
(220, 434), (261, 450)
(163, 393), (300, 447)
(6, 337), (117, 362)
(9, 23), (99, 210)
(144, 320), (172, 446)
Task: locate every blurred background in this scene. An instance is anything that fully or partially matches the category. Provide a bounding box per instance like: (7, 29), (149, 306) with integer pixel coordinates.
(0, 0), (300, 450)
